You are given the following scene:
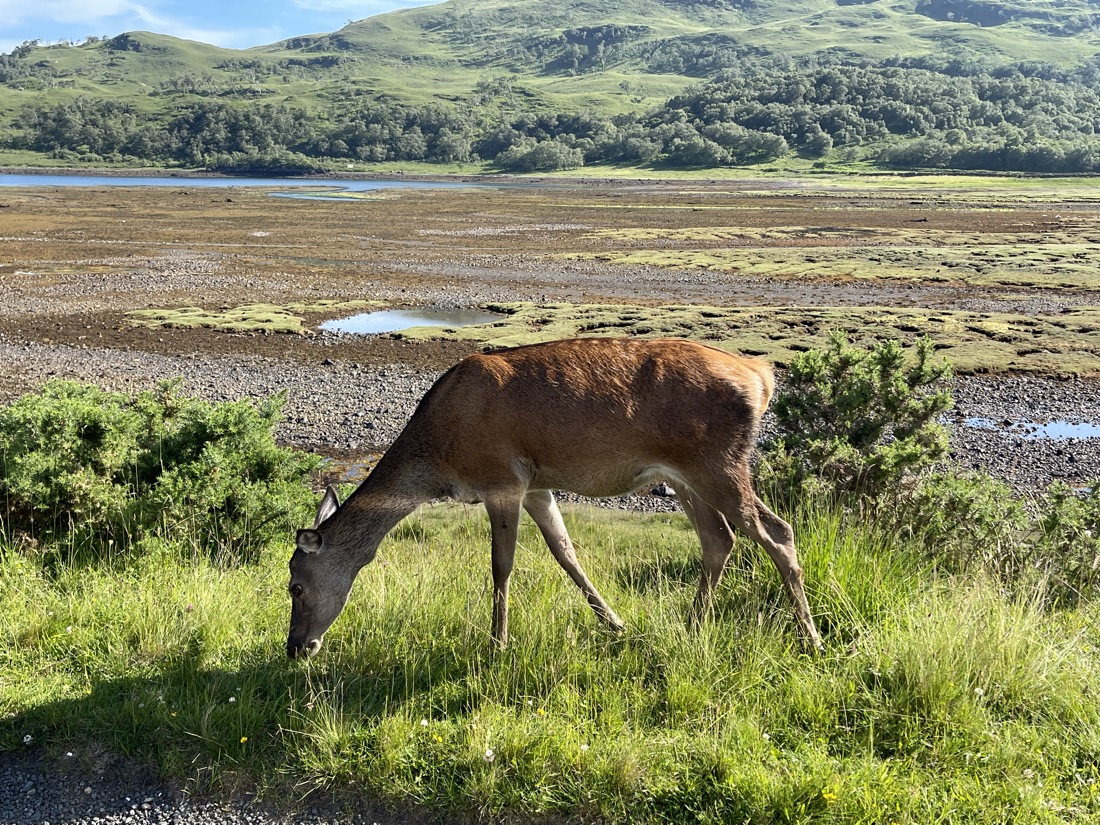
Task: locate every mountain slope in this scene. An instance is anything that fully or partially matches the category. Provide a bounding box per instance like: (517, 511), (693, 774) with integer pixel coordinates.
(2, 0), (1098, 124)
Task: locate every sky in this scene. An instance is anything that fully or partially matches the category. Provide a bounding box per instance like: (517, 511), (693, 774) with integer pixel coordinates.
(1, 0), (445, 55)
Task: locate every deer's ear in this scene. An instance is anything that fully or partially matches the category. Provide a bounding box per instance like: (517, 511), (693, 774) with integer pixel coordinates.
(297, 529), (323, 554)
(315, 486), (341, 527)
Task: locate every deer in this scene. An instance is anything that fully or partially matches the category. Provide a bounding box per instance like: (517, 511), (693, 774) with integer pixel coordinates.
(287, 337), (824, 659)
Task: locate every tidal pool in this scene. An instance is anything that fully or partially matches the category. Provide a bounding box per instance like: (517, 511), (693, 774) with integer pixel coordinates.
(321, 308), (501, 335)
(966, 417), (1100, 440)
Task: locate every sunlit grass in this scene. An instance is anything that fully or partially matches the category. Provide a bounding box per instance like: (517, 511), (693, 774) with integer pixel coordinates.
(399, 301), (1100, 377)
(3, 502), (1099, 822)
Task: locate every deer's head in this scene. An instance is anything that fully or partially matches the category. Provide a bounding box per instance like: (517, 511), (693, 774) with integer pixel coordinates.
(286, 487), (356, 659)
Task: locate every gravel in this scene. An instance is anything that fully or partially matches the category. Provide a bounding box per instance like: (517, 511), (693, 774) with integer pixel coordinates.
(0, 749), (426, 825)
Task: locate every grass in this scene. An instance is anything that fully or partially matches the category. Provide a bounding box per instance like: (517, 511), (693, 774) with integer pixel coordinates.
(126, 300), (382, 334)
(3, 502), (1100, 822)
(570, 226), (1100, 291)
(392, 301), (1100, 376)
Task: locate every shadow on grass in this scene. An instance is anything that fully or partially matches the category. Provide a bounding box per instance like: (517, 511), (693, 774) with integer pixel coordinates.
(0, 634), (478, 788)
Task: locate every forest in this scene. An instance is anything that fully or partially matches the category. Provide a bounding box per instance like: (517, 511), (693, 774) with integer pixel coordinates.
(7, 56), (1100, 173)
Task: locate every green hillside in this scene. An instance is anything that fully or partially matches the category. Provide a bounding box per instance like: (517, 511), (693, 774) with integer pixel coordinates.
(4, 0), (1100, 117)
(3, 0), (1100, 173)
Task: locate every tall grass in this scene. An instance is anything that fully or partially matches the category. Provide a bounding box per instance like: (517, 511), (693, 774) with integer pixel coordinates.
(3, 501), (1098, 822)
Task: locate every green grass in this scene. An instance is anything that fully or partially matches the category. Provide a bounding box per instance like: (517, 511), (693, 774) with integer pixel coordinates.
(393, 301), (1100, 376)
(3, 502), (1099, 822)
(126, 300), (382, 334)
(571, 227), (1100, 291)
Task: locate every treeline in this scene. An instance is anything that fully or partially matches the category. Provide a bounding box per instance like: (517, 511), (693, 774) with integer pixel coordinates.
(8, 58), (1100, 173)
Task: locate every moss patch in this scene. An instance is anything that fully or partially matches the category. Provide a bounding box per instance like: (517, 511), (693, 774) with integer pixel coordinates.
(571, 226), (1100, 290)
(127, 300), (382, 334)
(393, 301), (1100, 376)
(572, 231), (1100, 292)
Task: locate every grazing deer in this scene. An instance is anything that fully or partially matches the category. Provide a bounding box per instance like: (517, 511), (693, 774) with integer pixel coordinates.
(287, 337), (823, 658)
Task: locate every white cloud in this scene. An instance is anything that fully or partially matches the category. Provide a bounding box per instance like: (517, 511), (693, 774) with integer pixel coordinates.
(0, 0), (285, 49)
(127, 6), (281, 47)
(291, 0), (442, 13)
(0, 0), (144, 26)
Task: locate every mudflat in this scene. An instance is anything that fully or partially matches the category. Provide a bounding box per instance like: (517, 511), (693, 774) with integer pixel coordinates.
(2, 177), (1099, 493)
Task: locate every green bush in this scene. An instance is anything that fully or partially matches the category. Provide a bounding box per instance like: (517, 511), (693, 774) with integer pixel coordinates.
(890, 471), (1028, 576)
(887, 473), (1100, 605)
(0, 380), (322, 563)
(763, 331), (953, 496)
(1036, 482), (1100, 604)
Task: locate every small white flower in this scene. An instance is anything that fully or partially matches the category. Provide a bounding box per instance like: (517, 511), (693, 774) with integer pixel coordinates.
(484, 747), (495, 762)
(420, 718), (429, 727)
(761, 732), (770, 741)
(580, 744), (589, 752)
(228, 697), (236, 703)
(23, 734), (32, 744)
(974, 687), (985, 697)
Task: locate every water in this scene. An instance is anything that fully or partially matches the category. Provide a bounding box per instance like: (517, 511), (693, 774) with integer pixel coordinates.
(0, 172), (499, 195)
(966, 417), (1100, 440)
(321, 308), (502, 335)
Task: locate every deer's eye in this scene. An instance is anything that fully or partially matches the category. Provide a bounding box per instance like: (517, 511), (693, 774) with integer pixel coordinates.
(290, 584), (303, 598)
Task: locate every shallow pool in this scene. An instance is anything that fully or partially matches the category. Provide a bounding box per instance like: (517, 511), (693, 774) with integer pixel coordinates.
(320, 308), (501, 335)
(966, 417), (1100, 440)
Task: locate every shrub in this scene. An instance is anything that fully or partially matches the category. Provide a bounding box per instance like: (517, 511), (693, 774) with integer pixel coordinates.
(0, 380), (322, 563)
(493, 137), (585, 172)
(1035, 482), (1100, 604)
(891, 474), (1100, 605)
(762, 331), (953, 496)
(889, 470), (1028, 578)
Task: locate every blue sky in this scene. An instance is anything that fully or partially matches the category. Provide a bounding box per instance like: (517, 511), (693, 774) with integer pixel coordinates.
(1, 0), (444, 55)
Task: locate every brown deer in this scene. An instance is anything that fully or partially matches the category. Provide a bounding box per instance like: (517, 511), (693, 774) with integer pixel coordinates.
(287, 337), (823, 658)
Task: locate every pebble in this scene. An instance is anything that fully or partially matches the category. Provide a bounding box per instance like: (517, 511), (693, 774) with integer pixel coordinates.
(0, 749), (422, 825)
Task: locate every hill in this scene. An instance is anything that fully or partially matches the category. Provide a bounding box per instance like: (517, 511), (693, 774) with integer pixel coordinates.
(2, 0), (1099, 173)
(4, 0), (1100, 115)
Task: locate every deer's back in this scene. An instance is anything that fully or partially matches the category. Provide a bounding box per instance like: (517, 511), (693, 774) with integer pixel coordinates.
(393, 338), (772, 492)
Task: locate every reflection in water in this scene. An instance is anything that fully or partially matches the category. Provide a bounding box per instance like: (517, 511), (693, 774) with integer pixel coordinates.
(321, 308), (501, 335)
(966, 417), (1100, 440)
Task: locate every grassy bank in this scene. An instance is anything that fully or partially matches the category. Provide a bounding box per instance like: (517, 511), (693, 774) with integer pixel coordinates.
(3, 502), (1099, 823)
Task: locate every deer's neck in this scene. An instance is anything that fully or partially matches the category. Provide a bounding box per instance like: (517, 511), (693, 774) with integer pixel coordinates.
(325, 451), (430, 567)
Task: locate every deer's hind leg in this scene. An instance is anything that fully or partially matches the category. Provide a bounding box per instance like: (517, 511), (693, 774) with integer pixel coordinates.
(695, 472), (824, 654)
(523, 489), (625, 633)
(485, 494), (524, 648)
(679, 488), (736, 626)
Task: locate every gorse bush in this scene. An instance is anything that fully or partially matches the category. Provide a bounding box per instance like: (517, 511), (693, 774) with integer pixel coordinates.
(759, 332), (1100, 604)
(762, 331), (953, 496)
(890, 470), (1028, 575)
(1035, 482), (1100, 604)
(890, 475), (1100, 605)
(0, 380), (321, 563)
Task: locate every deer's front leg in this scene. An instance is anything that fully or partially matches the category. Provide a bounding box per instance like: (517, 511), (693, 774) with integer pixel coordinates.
(485, 496), (523, 648)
